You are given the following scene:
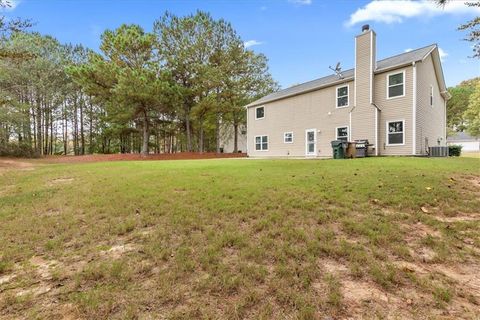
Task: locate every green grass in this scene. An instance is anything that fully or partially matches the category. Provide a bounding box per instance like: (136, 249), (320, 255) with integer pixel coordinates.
(0, 157), (479, 318)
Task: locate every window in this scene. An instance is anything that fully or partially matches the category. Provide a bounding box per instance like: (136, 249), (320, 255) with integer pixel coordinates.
(284, 132), (293, 143)
(336, 126), (349, 142)
(387, 71), (405, 98)
(255, 106), (265, 119)
(255, 135), (268, 151)
(336, 85), (349, 107)
(386, 120), (404, 145)
(430, 85), (434, 106)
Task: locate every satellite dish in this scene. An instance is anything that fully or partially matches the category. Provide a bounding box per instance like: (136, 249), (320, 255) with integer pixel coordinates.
(329, 62), (343, 79)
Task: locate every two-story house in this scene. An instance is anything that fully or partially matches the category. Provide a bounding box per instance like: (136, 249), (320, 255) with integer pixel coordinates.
(245, 25), (450, 157)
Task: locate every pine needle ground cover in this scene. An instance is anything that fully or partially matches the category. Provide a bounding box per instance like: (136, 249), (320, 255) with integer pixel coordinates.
(0, 157), (479, 319)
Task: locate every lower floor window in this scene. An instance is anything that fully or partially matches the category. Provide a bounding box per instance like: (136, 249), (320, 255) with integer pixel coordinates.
(255, 135), (268, 151)
(336, 126), (349, 142)
(387, 120), (404, 145)
(284, 132), (293, 143)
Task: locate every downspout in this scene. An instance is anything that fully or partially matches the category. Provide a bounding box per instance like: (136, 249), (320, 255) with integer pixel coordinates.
(444, 98), (447, 145)
(349, 107), (354, 140)
(373, 103), (381, 156)
(246, 107), (249, 155)
(412, 61), (417, 155)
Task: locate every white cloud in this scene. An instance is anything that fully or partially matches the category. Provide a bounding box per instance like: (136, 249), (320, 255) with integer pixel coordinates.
(404, 48), (413, 53)
(244, 40), (263, 48)
(346, 0), (480, 27)
(438, 47), (448, 62)
(1, 0), (20, 11)
(288, 0), (312, 5)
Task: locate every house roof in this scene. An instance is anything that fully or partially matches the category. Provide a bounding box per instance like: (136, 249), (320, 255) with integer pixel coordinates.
(447, 132), (479, 142)
(246, 44), (438, 108)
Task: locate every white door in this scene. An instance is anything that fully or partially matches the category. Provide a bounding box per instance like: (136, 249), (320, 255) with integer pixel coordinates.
(305, 129), (317, 156)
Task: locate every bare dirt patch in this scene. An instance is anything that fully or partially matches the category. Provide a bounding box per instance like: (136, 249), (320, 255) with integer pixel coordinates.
(47, 177), (75, 186)
(101, 243), (138, 259)
(0, 274), (16, 286)
(0, 158), (35, 173)
(342, 279), (394, 304)
(435, 214), (480, 223)
(409, 221), (442, 238)
(435, 263), (480, 300)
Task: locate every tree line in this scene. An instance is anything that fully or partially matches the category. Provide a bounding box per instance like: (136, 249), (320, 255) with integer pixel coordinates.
(0, 10), (278, 156)
(447, 77), (480, 138)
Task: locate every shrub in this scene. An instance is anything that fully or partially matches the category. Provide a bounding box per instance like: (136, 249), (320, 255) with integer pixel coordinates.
(0, 142), (40, 158)
(448, 145), (462, 157)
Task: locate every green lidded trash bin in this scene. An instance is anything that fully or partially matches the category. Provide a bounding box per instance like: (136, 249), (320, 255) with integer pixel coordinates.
(331, 140), (346, 159)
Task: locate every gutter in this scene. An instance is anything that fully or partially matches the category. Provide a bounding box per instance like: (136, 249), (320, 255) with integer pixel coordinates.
(412, 61), (417, 156)
(441, 90), (452, 100)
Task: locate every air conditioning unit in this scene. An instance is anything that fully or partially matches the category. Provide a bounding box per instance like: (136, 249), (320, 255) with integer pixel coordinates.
(429, 146), (448, 157)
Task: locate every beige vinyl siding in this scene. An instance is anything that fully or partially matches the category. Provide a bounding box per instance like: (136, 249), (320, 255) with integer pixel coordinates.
(375, 66), (414, 155)
(415, 54), (446, 154)
(247, 81), (354, 157)
(352, 31), (375, 146)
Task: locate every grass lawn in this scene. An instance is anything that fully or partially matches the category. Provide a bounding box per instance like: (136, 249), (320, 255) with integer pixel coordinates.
(0, 157), (479, 319)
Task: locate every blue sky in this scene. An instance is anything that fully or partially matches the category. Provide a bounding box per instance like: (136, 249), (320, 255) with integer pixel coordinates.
(3, 0), (480, 88)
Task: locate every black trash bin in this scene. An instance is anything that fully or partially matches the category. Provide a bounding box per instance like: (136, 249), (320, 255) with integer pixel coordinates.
(331, 140), (346, 159)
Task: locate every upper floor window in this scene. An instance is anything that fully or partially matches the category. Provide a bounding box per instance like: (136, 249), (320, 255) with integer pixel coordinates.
(255, 135), (268, 151)
(336, 85), (349, 107)
(336, 126), (349, 142)
(386, 120), (404, 145)
(255, 106), (265, 120)
(430, 85), (434, 106)
(284, 132), (293, 143)
(387, 71), (405, 99)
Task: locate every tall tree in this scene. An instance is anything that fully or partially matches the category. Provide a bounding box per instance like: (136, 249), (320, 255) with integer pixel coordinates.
(463, 82), (480, 137)
(447, 78), (479, 132)
(154, 11), (278, 153)
(70, 24), (175, 155)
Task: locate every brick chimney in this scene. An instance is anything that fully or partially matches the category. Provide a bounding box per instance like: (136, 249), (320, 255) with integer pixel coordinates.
(351, 24), (377, 149)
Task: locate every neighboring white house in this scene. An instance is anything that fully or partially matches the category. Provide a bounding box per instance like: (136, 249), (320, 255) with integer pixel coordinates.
(447, 132), (480, 152)
(245, 25), (450, 157)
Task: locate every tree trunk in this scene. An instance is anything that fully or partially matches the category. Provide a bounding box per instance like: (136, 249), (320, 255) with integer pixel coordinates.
(199, 124), (204, 153)
(215, 115), (220, 153)
(88, 101), (94, 154)
(185, 107), (192, 152)
(63, 103), (68, 155)
(50, 109), (53, 155)
(80, 100), (85, 155)
(36, 101), (42, 155)
(73, 99), (78, 155)
(141, 110), (149, 155)
(233, 123), (238, 153)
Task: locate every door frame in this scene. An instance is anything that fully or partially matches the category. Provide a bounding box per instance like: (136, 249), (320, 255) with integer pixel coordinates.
(305, 128), (317, 156)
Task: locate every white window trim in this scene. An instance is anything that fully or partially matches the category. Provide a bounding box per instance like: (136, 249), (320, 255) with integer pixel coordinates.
(254, 135), (269, 151)
(336, 84), (349, 108)
(305, 128), (317, 156)
(386, 70), (406, 100)
(430, 85), (434, 107)
(255, 106), (265, 120)
(335, 125), (349, 141)
(386, 120), (405, 146)
(283, 132), (293, 144)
